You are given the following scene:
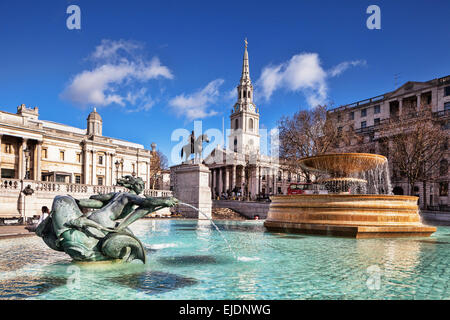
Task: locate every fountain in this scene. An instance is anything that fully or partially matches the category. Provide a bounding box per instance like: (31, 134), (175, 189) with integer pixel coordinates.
(264, 153), (436, 238)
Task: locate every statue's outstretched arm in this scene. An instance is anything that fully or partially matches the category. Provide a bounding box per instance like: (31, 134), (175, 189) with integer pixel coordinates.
(76, 199), (104, 209)
(115, 197), (178, 231)
(90, 192), (116, 202)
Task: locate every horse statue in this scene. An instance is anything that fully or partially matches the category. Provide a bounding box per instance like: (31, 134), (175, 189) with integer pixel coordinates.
(36, 175), (178, 263)
(180, 133), (209, 163)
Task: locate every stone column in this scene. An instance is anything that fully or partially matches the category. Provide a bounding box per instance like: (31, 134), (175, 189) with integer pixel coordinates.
(19, 138), (28, 180)
(251, 165), (259, 200)
(211, 168), (216, 198)
(273, 168), (277, 194)
(33, 141), (42, 181)
(417, 94), (421, 112)
(241, 166), (245, 196)
(218, 167), (223, 196)
(91, 150), (96, 185)
(224, 166), (229, 194)
(398, 99), (403, 116)
(147, 160), (151, 189)
(83, 148), (89, 184)
(231, 165), (236, 192)
(0, 135), (2, 175)
(105, 152), (110, 186)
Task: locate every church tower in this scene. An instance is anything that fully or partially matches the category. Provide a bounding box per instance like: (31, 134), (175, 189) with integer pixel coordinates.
(228, 39), (260, 154)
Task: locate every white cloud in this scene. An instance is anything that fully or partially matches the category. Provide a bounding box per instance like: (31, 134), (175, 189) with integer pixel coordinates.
(61, 39), (173, 110)
(256, 53), (365, 108)
(328, 60), (367, 77)
(169, 79), (224, 120)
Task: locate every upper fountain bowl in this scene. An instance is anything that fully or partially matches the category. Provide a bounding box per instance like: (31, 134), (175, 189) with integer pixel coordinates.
(299, 153), (387, 175)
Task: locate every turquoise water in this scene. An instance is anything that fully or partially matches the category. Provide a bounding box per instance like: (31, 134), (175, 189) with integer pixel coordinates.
(1, 219), (450, 299)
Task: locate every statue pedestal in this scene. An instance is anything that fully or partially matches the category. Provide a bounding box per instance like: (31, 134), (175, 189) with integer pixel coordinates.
(170, 163), (212, 219)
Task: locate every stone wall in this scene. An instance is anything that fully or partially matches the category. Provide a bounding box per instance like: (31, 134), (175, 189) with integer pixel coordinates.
(0, 178), (172, 220)
(212, 200), (270, 219)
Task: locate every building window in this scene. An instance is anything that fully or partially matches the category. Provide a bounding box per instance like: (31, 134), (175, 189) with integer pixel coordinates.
(374, 105), (380, 114)
(361, 109), (367, 117)
(248, 91), (251, 99)
(277, 187), (282, 194)
(97, 176), (104, 186)
(361, 121), (367, 128)
(59, 151), (65, 161)
(278, 171), (282, 181)
(98, 155), (103, 165)
(337, 114), (341, 122)
(440, 159), (448, 176)
(249, 118), (254, 131)
(445, 86), (450, 97)
(234, 138), (238, 152)
(374, 118), (380, 125)
(75, 175), (81, 184)
(55, 174), (66, 183)
(349, 112), (354, 120)
(76, 153), (81, 163)
(4, 143), (12, 154)
(1, 168), (15, 178)
(42, 148), (48, 159)
(439, 182), (448, 196)
(235, 119), (239, 129)
(337, 126), (343, 133)
(445, 102), (450, 111)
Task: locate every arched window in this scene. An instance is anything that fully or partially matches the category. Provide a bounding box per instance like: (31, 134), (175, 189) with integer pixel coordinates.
(243, 91), (247, 98)
(248, 91), (251, 99)
(235, 119), (239, 129)
(393, 186), (404, 195)
(234, 138), (238, 152)
(249, 118), (254, 131)
(440, 159), (448, 176)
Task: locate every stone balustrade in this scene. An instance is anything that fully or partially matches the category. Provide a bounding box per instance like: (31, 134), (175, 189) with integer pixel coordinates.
(0, 178), (172, 220)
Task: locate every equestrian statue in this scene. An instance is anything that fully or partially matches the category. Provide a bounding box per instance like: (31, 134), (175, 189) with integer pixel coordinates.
(180, 131), (210, 163)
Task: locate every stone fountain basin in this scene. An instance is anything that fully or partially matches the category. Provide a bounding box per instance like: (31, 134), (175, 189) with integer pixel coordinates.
(299, 153), (387, 175)
(264, 194), (436, 238)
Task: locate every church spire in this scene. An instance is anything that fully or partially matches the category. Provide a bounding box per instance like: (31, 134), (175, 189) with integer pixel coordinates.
(240, 38), (251, 84)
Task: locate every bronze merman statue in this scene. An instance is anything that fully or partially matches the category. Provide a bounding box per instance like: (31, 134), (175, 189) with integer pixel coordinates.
(36, 175), (178, 263)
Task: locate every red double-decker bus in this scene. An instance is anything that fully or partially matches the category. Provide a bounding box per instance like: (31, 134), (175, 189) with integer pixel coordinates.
(287, 183), (328, 195)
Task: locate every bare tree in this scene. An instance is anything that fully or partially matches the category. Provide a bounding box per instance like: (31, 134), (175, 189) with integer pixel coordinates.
(150, 150), (168, 190)
(278, 105), (356, 182)
(380, 111), (447, 205)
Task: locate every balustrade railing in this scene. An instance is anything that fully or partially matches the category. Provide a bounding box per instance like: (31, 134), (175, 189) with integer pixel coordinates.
(0, 179), (172, 197)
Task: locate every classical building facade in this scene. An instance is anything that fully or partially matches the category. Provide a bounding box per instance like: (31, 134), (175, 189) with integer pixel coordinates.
(204, 41), (303, 200)
(329, 75), (450, 209)
(0, 104), (152, 187)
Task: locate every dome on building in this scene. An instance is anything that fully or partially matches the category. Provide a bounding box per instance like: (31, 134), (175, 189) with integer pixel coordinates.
(87, 107), (102, 122)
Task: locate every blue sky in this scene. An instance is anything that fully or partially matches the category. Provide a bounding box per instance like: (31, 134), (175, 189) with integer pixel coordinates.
(0, 0), (449, 165)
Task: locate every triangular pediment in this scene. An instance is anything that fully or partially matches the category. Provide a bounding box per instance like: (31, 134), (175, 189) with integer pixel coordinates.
(386, 81), (432, 99)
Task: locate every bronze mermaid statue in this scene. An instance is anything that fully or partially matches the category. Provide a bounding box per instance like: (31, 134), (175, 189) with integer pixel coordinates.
(36, 175), (178, 263)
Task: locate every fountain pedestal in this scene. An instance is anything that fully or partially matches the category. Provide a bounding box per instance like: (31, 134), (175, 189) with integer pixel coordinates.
(171, 163), (212, 219)
(264, 153), (436, 238)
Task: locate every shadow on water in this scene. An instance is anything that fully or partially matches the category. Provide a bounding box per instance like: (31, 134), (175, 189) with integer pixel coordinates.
(108, 271), (197, 295)
(0, 276), (67, 299)
(158, 255), (218, 266)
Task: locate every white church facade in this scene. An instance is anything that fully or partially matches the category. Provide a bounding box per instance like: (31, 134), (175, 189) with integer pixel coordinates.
(204, 40), (304, 200)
